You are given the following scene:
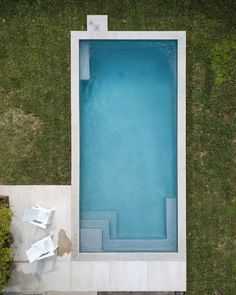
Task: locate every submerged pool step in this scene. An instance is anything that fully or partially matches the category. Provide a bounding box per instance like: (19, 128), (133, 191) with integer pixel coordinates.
(80, 198), (177, 252)
(102, 198), (176, 252)
(80, 227), (103, 252)
(81, 210), (117, 238)
(80, 210), (114, 252)
(166, 197), (177, 241)
(80, 42), (90, 80)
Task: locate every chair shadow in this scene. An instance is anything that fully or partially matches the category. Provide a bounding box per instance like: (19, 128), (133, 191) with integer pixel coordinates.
(35, 255), (57, 282)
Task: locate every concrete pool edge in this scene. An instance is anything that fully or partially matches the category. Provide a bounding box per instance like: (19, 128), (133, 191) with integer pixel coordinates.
(71, 29), (186, 263)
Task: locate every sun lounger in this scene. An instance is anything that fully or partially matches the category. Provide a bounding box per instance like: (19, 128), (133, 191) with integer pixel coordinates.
(26, 234), (58, 263)
(23, 205), (55, 229)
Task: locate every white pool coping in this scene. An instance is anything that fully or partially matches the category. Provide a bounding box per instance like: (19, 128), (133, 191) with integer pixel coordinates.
(70, 15), (186, 291)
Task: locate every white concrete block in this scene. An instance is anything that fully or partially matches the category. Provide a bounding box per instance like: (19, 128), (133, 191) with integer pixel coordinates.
(148, 261), (186, 291)
(4, 261), (70, 292)
(109, 261), (148, 291)
(71, 262), (109, 291)
(38, 261), (71, 291)
(94, 262), (110, 290)
(87, 15), (108, 31)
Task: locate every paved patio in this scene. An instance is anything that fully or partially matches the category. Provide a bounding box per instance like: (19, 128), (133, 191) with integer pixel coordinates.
(0, 185), (186, 292)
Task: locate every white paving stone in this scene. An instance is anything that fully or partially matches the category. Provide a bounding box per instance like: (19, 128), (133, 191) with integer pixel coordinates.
(87, 15), (108, 31)
(148, 261), (186, 291)
(4, 261), (70, 292)
(109, 261), (148, 291)
(0, 185), (71, 263)
(71, 262), (109, 291)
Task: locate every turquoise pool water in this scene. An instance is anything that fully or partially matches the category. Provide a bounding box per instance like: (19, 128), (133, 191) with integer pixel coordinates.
(79, 40), (177, 252)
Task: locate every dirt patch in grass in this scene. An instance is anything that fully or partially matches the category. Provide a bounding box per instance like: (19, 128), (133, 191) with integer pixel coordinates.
(0, 108), (43, 183)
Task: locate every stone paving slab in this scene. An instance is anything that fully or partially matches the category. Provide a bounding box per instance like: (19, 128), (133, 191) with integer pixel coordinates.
(0, 185), (72, 262)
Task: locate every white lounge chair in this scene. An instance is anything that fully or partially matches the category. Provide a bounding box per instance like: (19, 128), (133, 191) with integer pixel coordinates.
(23, 205), (55, 229)
(26, 234), (58, 263)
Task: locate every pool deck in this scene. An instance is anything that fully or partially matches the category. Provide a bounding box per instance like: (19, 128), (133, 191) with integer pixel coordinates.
(0, 185), (186, 292)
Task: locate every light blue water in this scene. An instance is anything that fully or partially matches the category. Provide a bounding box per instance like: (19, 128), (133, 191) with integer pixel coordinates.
(79, 40), (177, 252)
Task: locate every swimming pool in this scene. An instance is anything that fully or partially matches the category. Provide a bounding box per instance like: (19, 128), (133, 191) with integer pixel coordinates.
(79, 40), (177, 252)
(71, 17), (186, 292)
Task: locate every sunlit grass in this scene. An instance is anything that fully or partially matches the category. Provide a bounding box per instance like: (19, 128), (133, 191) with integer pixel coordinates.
(0, 1), (235, 293)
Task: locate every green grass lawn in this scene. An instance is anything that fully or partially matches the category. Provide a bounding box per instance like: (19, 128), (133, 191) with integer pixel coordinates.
(0, 0), (236, 293)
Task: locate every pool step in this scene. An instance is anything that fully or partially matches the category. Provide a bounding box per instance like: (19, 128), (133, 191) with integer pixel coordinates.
(81, 211), (117, 238)
(80, 42), (90, 80)
(80, 228), (103, 252)
(80, 198), (177, 252)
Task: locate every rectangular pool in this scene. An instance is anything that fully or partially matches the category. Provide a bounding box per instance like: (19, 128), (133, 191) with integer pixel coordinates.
(79, 40), (177, 252)
(71, 28), (186, 262)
